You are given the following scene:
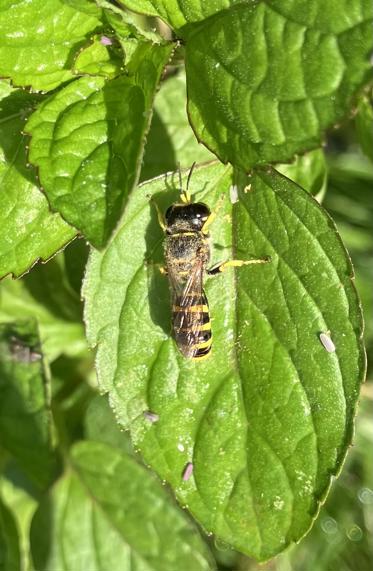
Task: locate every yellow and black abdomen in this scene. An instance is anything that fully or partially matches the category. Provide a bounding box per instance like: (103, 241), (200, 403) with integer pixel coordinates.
(165, 231), (212, 360)
(172, 289), (212, 359)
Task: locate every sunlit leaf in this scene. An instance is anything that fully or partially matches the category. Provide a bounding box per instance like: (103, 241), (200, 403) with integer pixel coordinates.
(72, 35), (124, 78)
(185, 1), (373, 168)
(83, 163), (365, 560)
(120, 1), (373, 168)
(0, 0), (103, 91)
(26, 42), (173, 247)
(0, 82), (76, 279)
(97, 0), (162, 45)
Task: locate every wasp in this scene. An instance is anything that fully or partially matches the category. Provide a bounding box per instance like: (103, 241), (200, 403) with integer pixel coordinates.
(154, 165), (269, 360)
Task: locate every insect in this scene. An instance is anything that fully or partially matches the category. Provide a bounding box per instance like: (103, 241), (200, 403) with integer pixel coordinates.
(154, 165), (269, 360)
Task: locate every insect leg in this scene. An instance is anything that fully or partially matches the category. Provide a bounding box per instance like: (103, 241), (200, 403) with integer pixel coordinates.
(150, 197), (166, 231)
(201, 194), (225, 234)
(207, 257), (271, 275)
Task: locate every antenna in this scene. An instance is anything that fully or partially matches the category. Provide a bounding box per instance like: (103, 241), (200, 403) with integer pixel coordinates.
(186, 161), (196, 194)
(178, 162), (193, 204)
(178, 162), (183, 192)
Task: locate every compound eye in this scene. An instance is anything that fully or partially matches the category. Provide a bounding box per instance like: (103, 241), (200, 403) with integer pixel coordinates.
(191, 203), (210, 226)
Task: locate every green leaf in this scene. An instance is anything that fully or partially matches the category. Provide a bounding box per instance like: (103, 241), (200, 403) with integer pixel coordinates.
(117, 0), (240, 28)
(0, 0), (103, 92)
(355, 93), (373, 161)
(73, 35), (125, 78)
(60, 0), (103, 16)
(185, 1), (373, 169)
(26, 42), (173, 247)
(0, 251), (87, 362)
(0, 83), (76, 279)
(0, 497), (20, 571)
(31, 441), (215, 571)
(83, 163), (365, 560)
(0, 321), (57, 490)
(117, 0), (162, 21)
(0, 468), (38, 571)
(277, 149), (327, 201)
(142, 71), (215, 181)
(97, 0), (162, 45)
(84, 395), (134, 455)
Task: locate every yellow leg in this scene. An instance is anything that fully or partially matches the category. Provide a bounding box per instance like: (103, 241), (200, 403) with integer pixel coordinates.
(201, 194), (225, 234)
(208, 257), (270, 275)
(150, 197), (166, 231)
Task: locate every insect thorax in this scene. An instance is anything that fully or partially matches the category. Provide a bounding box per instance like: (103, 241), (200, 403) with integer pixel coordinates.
(165, 232), (210, 273)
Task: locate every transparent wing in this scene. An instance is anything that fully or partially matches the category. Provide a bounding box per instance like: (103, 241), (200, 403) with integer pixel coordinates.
(168, 260), (207, 358)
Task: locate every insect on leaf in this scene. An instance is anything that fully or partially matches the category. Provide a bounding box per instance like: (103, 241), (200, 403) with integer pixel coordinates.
(83, 163), (365, 560)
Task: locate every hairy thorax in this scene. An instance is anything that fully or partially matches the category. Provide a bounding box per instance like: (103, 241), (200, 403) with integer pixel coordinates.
(164, 232), (210, 276)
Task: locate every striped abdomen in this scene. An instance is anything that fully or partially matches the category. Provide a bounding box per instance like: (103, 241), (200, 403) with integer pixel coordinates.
(172, 290), (212, 360)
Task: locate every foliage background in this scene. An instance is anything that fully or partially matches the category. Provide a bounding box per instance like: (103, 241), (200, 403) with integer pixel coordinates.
(0, 3), (372, 571)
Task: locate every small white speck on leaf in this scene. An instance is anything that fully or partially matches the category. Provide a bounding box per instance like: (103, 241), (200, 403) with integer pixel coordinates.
(319, 332), (336, 353)
(229, 184), (239, 203)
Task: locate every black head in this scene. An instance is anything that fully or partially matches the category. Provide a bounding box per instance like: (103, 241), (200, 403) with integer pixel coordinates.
(165, 202), (210, 232)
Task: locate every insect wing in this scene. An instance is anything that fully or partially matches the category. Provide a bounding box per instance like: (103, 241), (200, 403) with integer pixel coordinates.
(169, 261), (209, 358)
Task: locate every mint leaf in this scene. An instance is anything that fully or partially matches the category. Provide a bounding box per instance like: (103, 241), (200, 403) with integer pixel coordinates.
(26, 42), (173, 247)
(73, 35), (125, 78)
(83, 163), (365, 560)
(121, 1), (373, 168)
(31, 441), (215, 571)
(277, 149), (327, 201)
(97, 0), (162, 44)
(117, 0), (238, 28)
(0, 0), (103, 92)
(0, 83), (76, 279)
(116, 0), (162, 20)
(143, 71), (214, 181)
(84, 395), (134, 454)
(185, 1), (373, 168)
(0, 321), (57, 490)
(61, 0), (102, 16)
